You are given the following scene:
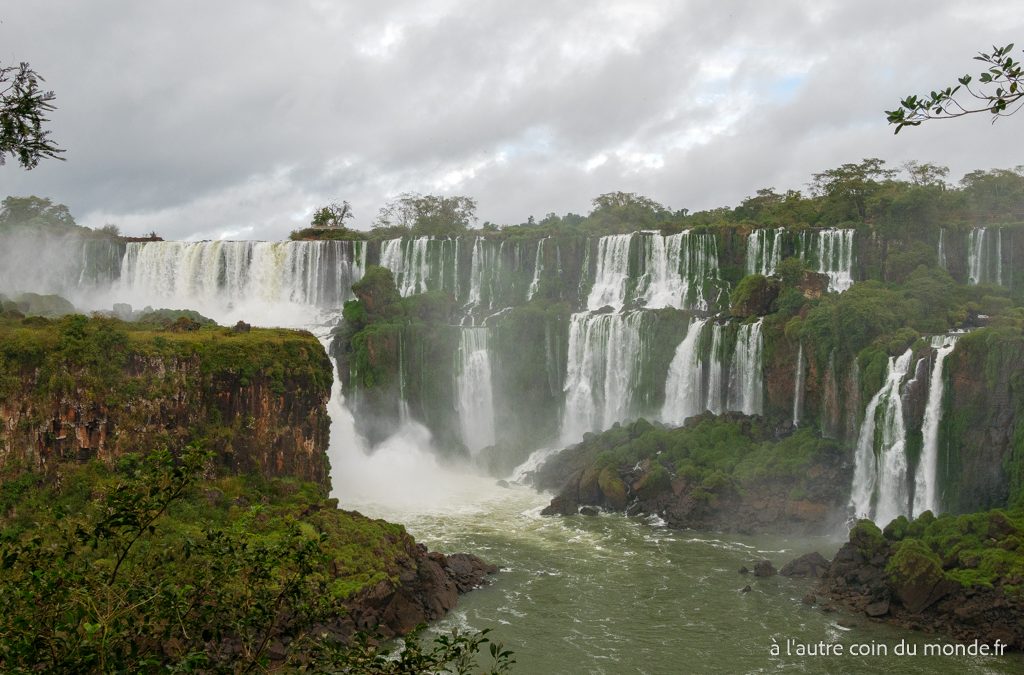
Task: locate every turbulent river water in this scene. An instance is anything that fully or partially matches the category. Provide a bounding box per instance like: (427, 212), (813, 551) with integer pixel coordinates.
(321, 342), (1023, 674)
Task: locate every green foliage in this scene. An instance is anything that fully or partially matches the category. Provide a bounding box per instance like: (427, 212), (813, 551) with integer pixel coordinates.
(310, 199), (353, 227)
(289, 226), (366, 241)
(375, 193), (477, 236)
(0, 450), (512, 673)
(887, 43), (1024, 133)
(0, 62), (64, 169)
(729, 274), (779, 318)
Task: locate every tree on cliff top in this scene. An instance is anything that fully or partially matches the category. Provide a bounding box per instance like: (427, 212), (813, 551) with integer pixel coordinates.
(886, 43), (1023, 133)
(1, 61), (64, 169)
(374, 193), (477, 236)
(0, 195), (76, 228)
(311, 200), (354, 228)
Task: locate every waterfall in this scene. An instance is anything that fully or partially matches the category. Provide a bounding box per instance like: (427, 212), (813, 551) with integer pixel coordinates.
(814, 228), (855, 292)
(912, 335), (959, 516)
(792, 342), (805, 427)
(118, 240), (365, 322)
(937, 229), (947, 270)
(726, 319), (765, 415)
(967, 227), (1004, 286)
(661, 317), (709, 426)
(527, 237), (547, 301)
(587, 234), (633, 311)
(587, 231), (720, 311)
(705, 322), (725, 415)
(746, 228), (784, 276)
(379, 237), (459, 297)
(849, 348), (915, 524)
(560, 311), (645, 443)
(455, 327), (496, 453)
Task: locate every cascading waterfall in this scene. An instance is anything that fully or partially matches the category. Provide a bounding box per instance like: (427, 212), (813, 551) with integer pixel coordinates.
(814, 228), (855, 292)
(849, 348), (915, 524)
(118, 240), (365, 321)
(747, 228), (784, 276)
(661, 318), (709, 425)
(560, 311), (646, 443)
(527, 237), (547, 301)
(379, 237), (460, 297)
(792, 342), (805, 427)
(455, 327), (496, 453)
(587, 234), (633, 311)
(937, 229), (947, 270)
(967, 227), (1004, 286)
(705, 323), (725, 415)
(587, 232), (720, 311)
(726, 319), (765, 416)
(912, 335), (959, 517)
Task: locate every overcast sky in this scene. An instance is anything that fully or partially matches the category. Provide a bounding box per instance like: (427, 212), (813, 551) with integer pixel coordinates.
(1, 1), (1021, 240)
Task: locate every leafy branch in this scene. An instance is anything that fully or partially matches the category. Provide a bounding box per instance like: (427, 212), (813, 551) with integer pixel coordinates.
(886, 43), (1023, 133)
(0, 61), (65, 168)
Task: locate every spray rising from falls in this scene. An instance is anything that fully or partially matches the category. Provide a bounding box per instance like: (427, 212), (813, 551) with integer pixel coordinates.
(118, 240), (366, 324)
(455, 327), (496, 453)
(849, 348), (914, 524)
(912, 335), (959, 517)
(746, 228), (784, 277)
(967, 227), (1004, 286)
(561, 312), (646, 443)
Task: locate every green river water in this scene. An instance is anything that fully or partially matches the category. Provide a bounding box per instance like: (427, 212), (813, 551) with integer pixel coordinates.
(328, 437), (1023, 675)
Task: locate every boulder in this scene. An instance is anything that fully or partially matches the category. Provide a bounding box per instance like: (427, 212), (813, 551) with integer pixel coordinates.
(753, 560), (777, 577)
(780, 552), (831, 579)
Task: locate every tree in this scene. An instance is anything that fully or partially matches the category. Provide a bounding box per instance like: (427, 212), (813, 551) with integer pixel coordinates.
(810, 158), (896, 222)
(1, 61), (64, 168)
(902, 161), (949, 188)
(886, 43), (1023, 133)
(310, 200), (354, 228)
(374, 193), (477, 236)
(0, 195), (76, 227)
(586, 191), (670, 232)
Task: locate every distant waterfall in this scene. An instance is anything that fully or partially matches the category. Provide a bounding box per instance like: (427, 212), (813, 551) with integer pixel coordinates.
(727, 319), (765, 416)
(587, 232), (720, 311)
(746, 228), (784, 276)
(119, 240), (365, 315)
(813, 228), (855, 292)
(560, 312), (646, 443)
(379, 237), (459, 297)
(849, 348), (915, 524)
(937, 229), (947, 270)
(661, 317), (709, 425)
(967, 227), (1003, 286)
(705, 322), (725, 415)
(527, 237), (548, 300)
(792, 342), (805, 427)
(455, 327), (496, 453)
(912, 335), (959, 516)
(587, 234), (633, 311)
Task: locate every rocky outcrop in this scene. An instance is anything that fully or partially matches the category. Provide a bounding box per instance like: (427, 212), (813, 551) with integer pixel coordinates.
(797, 514), (1024, 649)
(341, 542), (498, 640)
(0, 321), (333, 490)
(538, 415), (851, 535)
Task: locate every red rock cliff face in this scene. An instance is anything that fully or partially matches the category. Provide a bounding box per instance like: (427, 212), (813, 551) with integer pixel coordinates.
(0, 331), (332, 491)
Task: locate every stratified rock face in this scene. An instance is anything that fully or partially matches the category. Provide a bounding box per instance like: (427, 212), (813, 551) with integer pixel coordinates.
(0, 322), (333, 490)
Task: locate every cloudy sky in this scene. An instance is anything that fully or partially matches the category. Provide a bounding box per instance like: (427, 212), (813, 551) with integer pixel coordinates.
(1, 1), (1021, 240)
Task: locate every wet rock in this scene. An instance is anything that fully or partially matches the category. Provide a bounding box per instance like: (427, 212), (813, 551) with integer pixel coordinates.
(753, 560), (777, 577)
(802, 593), (816, 605)
(579, 506), (599, 517)
(780, 552), (831, 579)
(865, 599), (890, 617)
(541, 494), (578, 517)
(738, 566), (750, 575)
(741, 585), (752, 593)
(495, 479), (510, 488)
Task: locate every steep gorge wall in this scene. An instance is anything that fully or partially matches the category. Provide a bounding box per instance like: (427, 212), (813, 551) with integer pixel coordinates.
(0, 319), (333, 489)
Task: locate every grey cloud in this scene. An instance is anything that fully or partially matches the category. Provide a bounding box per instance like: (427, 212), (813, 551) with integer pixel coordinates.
(1, 0), (1021, 239)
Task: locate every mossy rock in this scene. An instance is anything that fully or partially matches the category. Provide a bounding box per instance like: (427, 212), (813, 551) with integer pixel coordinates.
(886, 539), (951, 613)
(598, 466), (628, 510)
(730, 275), (780, 318)
(634, 463), (671, 501)
(850, 519), (888, 560)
